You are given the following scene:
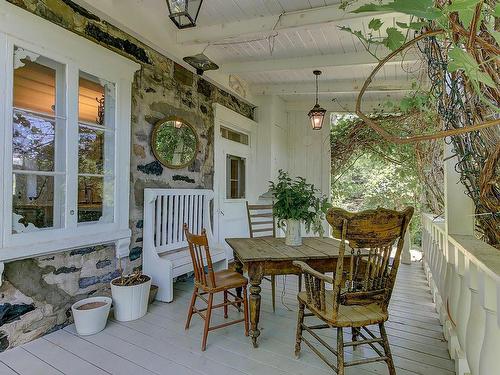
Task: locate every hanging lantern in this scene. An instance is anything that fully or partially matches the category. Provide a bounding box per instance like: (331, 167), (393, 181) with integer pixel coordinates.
(166, 0), (203, 29)
(308, 70), (327, 130)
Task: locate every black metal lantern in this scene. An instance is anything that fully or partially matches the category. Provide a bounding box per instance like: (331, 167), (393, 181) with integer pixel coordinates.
(308, 70), (327, 130)
(166, 0), (203, 29)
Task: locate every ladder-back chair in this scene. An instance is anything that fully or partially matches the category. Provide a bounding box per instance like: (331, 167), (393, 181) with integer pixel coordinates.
(294, 207), (413, 375)
(245, 202), (278, 312)
(184, 224), (249, 351)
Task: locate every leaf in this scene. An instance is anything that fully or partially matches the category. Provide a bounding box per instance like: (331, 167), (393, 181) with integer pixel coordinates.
(494, 4), (500, 17)
(383, 27), (405, 51)
(446, 0), (482, 28)
(338, 26), (369, 44)
(396, 21), (427, 30)
(490, 29), (500, 45)
(448, 47), (496, 88)
(368, 18), (383, 31)
(353, 0), (442, 20)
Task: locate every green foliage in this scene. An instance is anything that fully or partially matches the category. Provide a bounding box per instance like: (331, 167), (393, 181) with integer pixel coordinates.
(331, 115), (423, 244)
(368, 18), (383, 31)
(448, 47), (496, 88)
(352, 0), (442, 20)
(384, 27), (405, 50)
(269, 170), (331, 237)
(339, 0), (499, 105)
(446, 0), (482, 28)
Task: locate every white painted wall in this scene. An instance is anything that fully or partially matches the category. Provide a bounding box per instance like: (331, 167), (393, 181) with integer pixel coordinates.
(286, 110), (331, 236)
(254, 95), (289, 185)
(286, 111), (331, 198)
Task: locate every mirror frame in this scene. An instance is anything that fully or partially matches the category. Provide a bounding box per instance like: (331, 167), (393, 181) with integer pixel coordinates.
(151, 116), (199, 169)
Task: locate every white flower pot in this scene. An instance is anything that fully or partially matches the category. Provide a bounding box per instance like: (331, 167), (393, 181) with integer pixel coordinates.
(111, 275), (151, 322)
(71, 296), (111, 336)
(285, 219), (302, 246)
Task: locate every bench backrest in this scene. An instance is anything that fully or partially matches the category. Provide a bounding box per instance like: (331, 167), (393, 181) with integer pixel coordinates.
(144, 188), (215, 254)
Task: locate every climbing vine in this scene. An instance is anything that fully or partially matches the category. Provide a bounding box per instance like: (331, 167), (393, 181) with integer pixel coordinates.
(338, 0), (499, 247)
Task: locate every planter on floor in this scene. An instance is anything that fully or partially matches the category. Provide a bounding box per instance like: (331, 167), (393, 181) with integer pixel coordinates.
(71, 296), (112, 335)
(111, 274), (151, 321)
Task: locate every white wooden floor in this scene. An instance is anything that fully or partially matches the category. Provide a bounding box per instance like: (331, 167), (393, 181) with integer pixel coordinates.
(0, 262), (455, 375)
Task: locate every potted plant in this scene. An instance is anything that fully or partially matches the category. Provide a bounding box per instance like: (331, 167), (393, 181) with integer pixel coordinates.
(71, 296), (112, 335)
(269, 170), (331, 246)
(110, 267), (152, 322)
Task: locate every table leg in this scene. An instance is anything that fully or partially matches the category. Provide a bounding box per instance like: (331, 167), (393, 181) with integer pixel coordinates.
(234, 256), (243, 308)
(249, 263), (263, 348)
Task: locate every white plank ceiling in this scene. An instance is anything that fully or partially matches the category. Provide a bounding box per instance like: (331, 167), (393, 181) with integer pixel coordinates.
(77, 0), (426, 111)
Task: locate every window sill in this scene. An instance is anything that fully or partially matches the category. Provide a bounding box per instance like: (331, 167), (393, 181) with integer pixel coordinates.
(0, 227), (131, 263)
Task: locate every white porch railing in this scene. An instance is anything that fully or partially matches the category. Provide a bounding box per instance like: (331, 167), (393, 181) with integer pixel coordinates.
(422, 213), (500, 375)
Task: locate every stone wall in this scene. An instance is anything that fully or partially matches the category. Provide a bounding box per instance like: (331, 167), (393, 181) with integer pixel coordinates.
(0, 0), (255, 352)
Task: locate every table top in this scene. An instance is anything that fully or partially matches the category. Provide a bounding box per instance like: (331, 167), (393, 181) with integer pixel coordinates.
(226, 237), (343, 262)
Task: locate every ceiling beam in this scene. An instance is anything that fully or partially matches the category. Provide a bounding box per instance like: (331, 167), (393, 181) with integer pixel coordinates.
(176, 5), (397, 45)
(222, 51), (419, 74)
(251, 79), (416, 96)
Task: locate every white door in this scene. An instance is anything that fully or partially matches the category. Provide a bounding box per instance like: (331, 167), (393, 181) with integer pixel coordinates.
(217, 137), (251, 253)
(214, 116), (256, 261)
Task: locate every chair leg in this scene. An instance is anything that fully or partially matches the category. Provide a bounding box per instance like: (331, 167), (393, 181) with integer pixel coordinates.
(337, 327), (344, 375)
(351, 327), (359, 350)
(223, 290), (228, 318)
(185, 288), (198, 330)
(294, 301), (305, 358)
(242, 285), (249, 336)
(379, 322), (396, 375)
(271, 275), (276, 312)
(201, 292), (214, 351)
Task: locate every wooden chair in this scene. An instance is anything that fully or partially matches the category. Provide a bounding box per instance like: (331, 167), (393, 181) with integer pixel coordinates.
(294, 207), (414, 375)
(184, 224), (249, 351)
(245, 202), (277, 312)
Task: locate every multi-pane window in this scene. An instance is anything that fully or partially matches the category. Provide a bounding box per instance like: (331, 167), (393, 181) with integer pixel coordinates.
(220, 126), (249, 145)
(12, 48), (66, 233)
(10, 48), (117, 232)
(0, 19), (136, 261)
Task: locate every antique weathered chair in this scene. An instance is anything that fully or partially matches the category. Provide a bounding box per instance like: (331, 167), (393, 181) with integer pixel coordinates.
(245, 202), (277, 312)
(184, 224), (249, 351)
(293, 207), (413, 375)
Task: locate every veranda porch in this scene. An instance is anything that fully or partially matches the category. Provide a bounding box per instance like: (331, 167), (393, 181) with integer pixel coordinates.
(0, 263), (455, 375)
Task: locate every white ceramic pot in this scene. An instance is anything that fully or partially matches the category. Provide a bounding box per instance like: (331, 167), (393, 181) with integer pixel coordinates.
(285, 219), (302, 246)
(71, 296), (112, 335)
(110, 275), (151, 322)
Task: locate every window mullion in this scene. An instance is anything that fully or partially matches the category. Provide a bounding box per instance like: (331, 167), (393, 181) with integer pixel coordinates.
(0, 32), (8, 248)
(2, 37), (14, 247)
(66, 64), (79, 229)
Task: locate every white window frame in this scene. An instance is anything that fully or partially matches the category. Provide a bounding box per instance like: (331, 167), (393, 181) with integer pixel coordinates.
(0, 2), (139, 267)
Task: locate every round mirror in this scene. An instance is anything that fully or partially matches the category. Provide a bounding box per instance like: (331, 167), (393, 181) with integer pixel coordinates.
(151, 117), (199, 169)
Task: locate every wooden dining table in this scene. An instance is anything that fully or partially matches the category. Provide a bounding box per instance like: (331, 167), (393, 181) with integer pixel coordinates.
(225, 236), (344, 348)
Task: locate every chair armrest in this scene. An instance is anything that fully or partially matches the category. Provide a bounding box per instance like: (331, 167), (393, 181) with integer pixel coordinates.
(293, 261), (334, 284)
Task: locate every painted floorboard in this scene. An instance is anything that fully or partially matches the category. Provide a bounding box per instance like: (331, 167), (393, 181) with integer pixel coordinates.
(1, 263), (454, 375)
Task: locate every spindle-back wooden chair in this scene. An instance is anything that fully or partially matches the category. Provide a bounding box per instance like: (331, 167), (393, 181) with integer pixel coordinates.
(184, 224), (249, 351)
(245, 202), (278, 311)
(293, 207), (413, 375)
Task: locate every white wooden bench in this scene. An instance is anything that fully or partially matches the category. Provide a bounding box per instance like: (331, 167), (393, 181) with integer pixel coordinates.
(143, 188), (227, 302)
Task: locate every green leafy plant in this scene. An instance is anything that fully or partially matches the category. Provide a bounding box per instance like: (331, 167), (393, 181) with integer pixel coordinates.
(269, 170), (331, 237)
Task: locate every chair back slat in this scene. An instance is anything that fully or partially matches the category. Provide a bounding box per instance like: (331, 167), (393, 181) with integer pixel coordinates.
(327, 207), (413, 320)
(246, 202), (276, 238)
(184, 224), (216, 288)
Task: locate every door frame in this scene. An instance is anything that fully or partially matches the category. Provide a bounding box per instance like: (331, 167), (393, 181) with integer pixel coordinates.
(213, 104), (258, 252)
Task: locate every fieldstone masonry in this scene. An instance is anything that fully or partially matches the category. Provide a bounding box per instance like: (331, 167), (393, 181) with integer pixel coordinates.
(1, 0), (255, 351)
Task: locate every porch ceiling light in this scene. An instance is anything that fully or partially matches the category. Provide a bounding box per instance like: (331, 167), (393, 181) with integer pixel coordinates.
(308, 70), (326, 131)
(183, 53), (219, 75)
(166, 0), (203, 29)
